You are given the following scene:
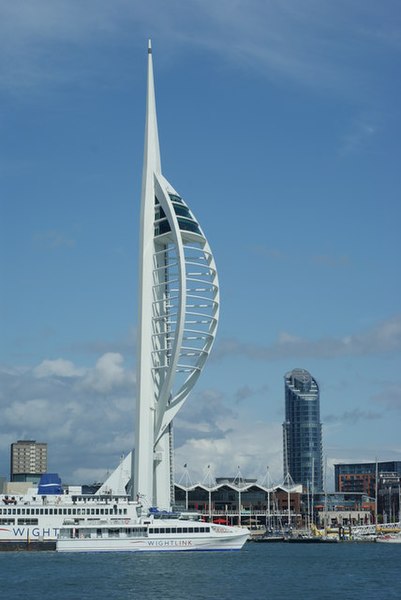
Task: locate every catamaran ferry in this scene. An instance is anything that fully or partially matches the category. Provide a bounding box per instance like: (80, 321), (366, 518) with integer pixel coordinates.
(56, 516), (249, 552)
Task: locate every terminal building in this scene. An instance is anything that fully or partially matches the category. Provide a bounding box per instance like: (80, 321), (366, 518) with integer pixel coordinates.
(173, 479), (303, 529)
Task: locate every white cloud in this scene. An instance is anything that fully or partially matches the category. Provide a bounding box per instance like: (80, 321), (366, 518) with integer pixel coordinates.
(80, 352), (135, 393)
(4, 398), (53, 428)
(213, 314), (401, 361)
(0, 0), (399, 100)
(175, 415), (284, 484)
(340, 116), (379, 155)
(0, 354), (136, 482)
(34, 358), (85, 378)
(33, 230), (76, 249)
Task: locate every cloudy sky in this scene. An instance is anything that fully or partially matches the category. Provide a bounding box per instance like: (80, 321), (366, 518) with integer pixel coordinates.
(1, 1), (400, 488)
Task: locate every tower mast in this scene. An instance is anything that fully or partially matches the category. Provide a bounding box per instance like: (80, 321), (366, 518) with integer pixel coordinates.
(134, 42), (220, 509)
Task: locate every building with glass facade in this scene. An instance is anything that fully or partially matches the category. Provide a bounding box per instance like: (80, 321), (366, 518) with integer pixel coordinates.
(283, 368), (323, 492)
(334, 461), (401, 496)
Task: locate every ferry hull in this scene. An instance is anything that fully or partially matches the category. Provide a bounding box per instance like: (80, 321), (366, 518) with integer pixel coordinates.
(57, 533), (248, 552)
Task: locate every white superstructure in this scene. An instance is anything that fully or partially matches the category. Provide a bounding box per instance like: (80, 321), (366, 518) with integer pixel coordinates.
(134, 41), (219, 510)
(0, 487), (138, 545)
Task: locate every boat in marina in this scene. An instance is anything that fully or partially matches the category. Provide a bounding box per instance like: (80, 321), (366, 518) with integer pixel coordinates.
(0, 463), (139, 549)
(56, 514), (249, 553)
(376, 533), (401, 544)
(0, 493), (137, 548)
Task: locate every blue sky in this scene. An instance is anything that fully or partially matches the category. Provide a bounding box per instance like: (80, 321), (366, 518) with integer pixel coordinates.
(1, 0), (400, 488)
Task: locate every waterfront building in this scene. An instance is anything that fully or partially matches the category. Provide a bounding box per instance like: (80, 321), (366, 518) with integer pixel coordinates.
(133, 42), (219, 510)
(335, 461), (401, 521)
(334, 461), (401, 496)
(10, 440), (47, 483)
(312, 492), (375, 528)
(174, 481), (302, 528)
(283, 369), (323, 492)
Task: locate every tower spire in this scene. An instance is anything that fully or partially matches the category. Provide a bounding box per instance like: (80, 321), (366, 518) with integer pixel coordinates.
(142, 38), (161, 179)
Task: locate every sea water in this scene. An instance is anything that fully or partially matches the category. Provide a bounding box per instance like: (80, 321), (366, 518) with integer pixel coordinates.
(1, 542), (400, 600)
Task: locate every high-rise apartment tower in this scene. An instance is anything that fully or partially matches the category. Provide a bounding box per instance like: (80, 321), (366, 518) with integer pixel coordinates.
(10, 440), (47, 483)
(283, 369), (323, 492)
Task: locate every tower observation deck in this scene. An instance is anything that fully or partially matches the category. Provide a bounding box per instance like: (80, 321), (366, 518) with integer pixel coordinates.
(133, 41), (220, 510)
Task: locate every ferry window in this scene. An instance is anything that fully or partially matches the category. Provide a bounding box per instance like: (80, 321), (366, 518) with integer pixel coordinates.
(96, 509), (99, 515)
(194, 527), (200, 533)
(182, 528), (188, 533)
(49, 509), (53, 515)
(123, 509), (127, 515)
(68, 509), (71, 515)
(100, 509), (104, 515)
(109, 529), (119, 538)
(91, 509), (95, 515)
(18, 518), (38, 525)
(40, 509), (44, 515)
(77, 509), (81, 515)
(176, 528), (182, 534)
(72, 509), (76, 515)
(44, 509), (48, 515)
(165, 528), (171, 534)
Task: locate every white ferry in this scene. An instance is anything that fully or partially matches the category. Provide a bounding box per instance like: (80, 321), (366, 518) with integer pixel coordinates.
(0, 491), (139, 548)
(0, 466), (139, 548)
(56, 516), (249, 552)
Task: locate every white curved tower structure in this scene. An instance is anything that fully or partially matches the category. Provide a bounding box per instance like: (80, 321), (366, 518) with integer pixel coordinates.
(134, 41), (219, 510)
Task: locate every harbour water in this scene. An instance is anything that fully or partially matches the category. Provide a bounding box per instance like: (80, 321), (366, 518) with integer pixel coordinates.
(0, 543), (401, 600)
(2, 542), (400, 600)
